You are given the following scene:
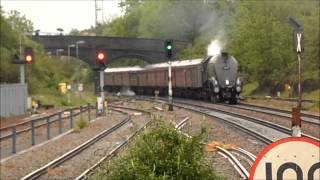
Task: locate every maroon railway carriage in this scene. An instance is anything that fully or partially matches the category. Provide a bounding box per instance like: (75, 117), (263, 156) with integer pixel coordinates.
(105, 53), (242, 104)
(104, 59), (203, 97)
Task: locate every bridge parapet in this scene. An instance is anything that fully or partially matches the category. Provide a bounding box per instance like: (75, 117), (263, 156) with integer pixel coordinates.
(32, 35), (190, 66)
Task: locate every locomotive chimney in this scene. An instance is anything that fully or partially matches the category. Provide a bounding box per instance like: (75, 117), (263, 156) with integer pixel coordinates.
(221, 52), (228, 58)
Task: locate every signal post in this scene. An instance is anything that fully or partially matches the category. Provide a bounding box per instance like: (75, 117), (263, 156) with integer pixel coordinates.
(95, 50), (107, 115)
(288, 16), (303, 137)
(165, 40), (174, 111)
(12, 47), (34, 84)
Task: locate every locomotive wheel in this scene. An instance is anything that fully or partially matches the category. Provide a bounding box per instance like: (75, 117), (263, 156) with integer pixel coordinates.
(229, 98), (238, 104)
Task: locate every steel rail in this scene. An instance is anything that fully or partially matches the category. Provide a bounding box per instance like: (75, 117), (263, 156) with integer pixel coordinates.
(168, 102), (275, 144)
(174, 117), (249, 179)
(243, 96), (319, 103)
(233, 103), (320, 125)
(231, 148), (256, 168)
(139, 97), (318, 144)
(21, 116), (130, 180)
(164, 98), (319, 142)
(217, 146), (250, 179)
(75, 117), (153, 180)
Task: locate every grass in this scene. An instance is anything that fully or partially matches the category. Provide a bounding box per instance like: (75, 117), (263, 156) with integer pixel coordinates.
(242, 81), (259, 96)
(304, 89), (320, 101)
(31, 91), (97, 107)
(74, 117), (89, 133)
(91, 118), (225, 180)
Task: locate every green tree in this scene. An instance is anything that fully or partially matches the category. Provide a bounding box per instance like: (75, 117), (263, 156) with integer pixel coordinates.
(6, 10), (33, 33)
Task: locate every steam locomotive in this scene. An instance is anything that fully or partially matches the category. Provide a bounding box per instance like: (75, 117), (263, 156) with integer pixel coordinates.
(104, 52), (242, 104)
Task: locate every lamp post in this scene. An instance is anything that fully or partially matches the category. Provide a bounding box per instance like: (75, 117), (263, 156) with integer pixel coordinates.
(57, 28), (64, 36)
(75, 40), (85, 88)
(56, 49), (64, 57)
(75, 40), (85, 59)
(67, 44), (75, 61)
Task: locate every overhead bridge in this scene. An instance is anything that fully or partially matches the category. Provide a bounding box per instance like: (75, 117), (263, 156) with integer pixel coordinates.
(32, 35), (190, 68)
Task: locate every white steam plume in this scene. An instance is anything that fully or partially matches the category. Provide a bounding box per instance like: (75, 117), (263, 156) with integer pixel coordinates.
(207, 39), (222, 56)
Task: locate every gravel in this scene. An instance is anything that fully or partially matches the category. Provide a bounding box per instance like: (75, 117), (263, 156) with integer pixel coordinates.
(0, 112), (125, 180)
(40, 113), (150, 179)
(124, 100), (267, 179)
(1, 110), (96, 159)
(162, 98), (319, 139)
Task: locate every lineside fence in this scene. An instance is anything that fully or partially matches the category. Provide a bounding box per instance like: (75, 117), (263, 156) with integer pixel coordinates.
(0, 103), (99, 156)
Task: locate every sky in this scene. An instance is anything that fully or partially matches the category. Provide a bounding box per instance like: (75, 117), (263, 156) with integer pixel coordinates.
(1, 0), (123, 34)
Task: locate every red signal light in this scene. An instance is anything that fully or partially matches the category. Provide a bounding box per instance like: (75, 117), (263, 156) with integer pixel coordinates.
(97, 51), (107, 63)
(24, 47), (34, 64)
(97, 52), (105, 61)
(25, 55), (33, 64)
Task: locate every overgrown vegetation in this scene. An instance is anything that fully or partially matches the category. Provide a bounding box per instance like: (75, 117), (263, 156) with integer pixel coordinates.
(1, 1), (319, 99)
(92, 119), (225, 180)
(76, 0), (319, 96)
(0, 7), (96, 106)
(75, 117), (89, 132)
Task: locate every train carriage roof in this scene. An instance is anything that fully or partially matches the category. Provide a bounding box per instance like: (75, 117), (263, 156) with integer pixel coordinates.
(104, 58), (203, 73)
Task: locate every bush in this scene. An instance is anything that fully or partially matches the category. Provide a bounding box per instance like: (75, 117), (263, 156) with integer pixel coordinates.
(76, 117), (88, 130)
(93, 119), (225, 180)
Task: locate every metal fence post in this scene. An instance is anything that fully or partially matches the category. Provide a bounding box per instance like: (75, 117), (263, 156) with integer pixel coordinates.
(95, 101), (98, 117)
(12, 126), (16, 154)
(80, 105), (83, 119)
(88, 103), (91, 121)
(47, 117), (50, 140)
(58, 112), (62, 134)
(70, 108), (74, 129)
(31, 120), (35, 145)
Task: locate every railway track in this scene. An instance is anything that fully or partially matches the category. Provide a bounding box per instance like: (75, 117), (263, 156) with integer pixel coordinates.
(75, 117), (153, 180)
(244, 96), (319, 104)
(21, 107), (150, 180)
(141, 97), (319, 143)
(235, 103), (320, 125)
(175, 117), (253, 179)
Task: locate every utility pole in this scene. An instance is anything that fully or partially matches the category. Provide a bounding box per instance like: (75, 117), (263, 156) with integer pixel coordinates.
(95, 0), (98, 28)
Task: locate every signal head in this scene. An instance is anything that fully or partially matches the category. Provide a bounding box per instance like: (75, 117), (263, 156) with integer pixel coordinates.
(24, 47), (34, 64)
(95, 50), (107, 70)
(165, 40), (173, 59)
(97, 52), (106, 62)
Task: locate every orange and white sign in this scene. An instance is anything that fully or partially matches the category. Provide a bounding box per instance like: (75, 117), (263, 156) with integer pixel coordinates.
(250, 137), (320, 180)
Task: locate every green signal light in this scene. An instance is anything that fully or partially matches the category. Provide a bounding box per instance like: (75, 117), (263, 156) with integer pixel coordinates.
(167, 45), (172, 50)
